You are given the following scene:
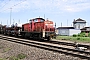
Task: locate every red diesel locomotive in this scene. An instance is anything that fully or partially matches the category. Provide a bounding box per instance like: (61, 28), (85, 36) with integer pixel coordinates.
(20, 18), (56, 40)
(2, 17), (56, 40)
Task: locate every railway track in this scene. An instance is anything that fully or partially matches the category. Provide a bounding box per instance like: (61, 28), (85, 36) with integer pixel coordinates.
(29, 38), (90, 52)
(48, 40), (90, 49)
(47, 41), (90, 54)
(0, 35), (90, 59)
(23, 37), (90, 52)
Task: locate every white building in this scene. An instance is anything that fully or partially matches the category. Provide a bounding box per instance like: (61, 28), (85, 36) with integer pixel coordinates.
(57, 27), (81, 36)
(73, 18), (86, 29)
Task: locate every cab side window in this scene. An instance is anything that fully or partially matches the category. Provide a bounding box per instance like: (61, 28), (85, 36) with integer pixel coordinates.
(34, 19), (38, 22)
(40, 19), (44, 22)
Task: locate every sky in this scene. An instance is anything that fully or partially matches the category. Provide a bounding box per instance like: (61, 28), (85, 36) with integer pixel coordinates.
(0, 0), (90, 27)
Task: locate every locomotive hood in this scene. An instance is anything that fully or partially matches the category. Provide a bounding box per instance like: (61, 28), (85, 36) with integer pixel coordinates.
(45, 20), (54, 27)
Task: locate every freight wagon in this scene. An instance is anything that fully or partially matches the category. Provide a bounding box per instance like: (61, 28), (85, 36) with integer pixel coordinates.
(3, 24), (22, 37)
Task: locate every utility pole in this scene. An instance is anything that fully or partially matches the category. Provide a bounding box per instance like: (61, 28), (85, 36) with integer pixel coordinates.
(1, 21), (2, 25)
(55, 23), (56, 28)
(18, 19), (20, 24)
(27, 19), (28, 22)
(61, 22), (62, 27)
(67, 19), (68, 26)
(10, 8), (12, 25)
(44, 14), (45, 19)
(7, 20), (8, 25)
(13, 19), (14, 24)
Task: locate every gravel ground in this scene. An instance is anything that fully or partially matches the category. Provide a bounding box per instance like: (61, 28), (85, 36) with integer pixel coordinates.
(0, 39), (88, 60)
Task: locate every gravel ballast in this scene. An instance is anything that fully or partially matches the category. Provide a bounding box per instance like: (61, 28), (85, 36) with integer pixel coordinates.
(0, 39), (87, 60)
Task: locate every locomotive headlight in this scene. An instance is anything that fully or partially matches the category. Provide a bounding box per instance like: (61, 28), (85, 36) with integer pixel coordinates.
(46, 32), (50, 37)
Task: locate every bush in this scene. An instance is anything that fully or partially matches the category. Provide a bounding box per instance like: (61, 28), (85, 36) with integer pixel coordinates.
(73, 34), (77, 37)
(77, 37), (80, 40)
(78, 32), (86, 37)
(88, 32), (90, 37)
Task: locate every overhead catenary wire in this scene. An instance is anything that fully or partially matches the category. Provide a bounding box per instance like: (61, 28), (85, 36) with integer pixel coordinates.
(0, 1), (6, 8)
(0, 0), (27, 25)
(0, 0), (27, 13)
(0, 0), (11, 12)
(10, 8), (12, 25)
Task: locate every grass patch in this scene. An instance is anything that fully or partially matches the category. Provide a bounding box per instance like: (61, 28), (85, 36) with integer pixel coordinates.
(0, 46), (4, 49)
(3, 48), (11, 53)
(0, 58), (6, 60)
(56, 36), (90, 43)
(0, 58), (3, 60)
(17, 53), (26, 59)
(9, 56), (20, 60)
(9, 53), (27, 60)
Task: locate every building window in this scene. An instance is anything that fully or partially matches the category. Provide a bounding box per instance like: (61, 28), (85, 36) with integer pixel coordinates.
(78, 24), (80, 29)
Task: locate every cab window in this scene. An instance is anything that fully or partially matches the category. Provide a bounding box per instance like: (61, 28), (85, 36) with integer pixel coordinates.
(40, 19), (44, 22)
(34, 19), (38, 22)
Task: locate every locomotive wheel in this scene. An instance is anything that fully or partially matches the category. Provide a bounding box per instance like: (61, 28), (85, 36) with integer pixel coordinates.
(15, 34), (18, 37)
(47, 36), (52, 41)
(22, 34), (25, 38)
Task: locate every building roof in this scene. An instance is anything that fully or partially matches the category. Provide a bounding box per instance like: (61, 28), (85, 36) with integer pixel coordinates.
(30, 18), (45, 21)
(80, 27), (90, 30)
(73, 18), (86, 23)
(57, 27), (74, 29)
(80, 27), (90, 32)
